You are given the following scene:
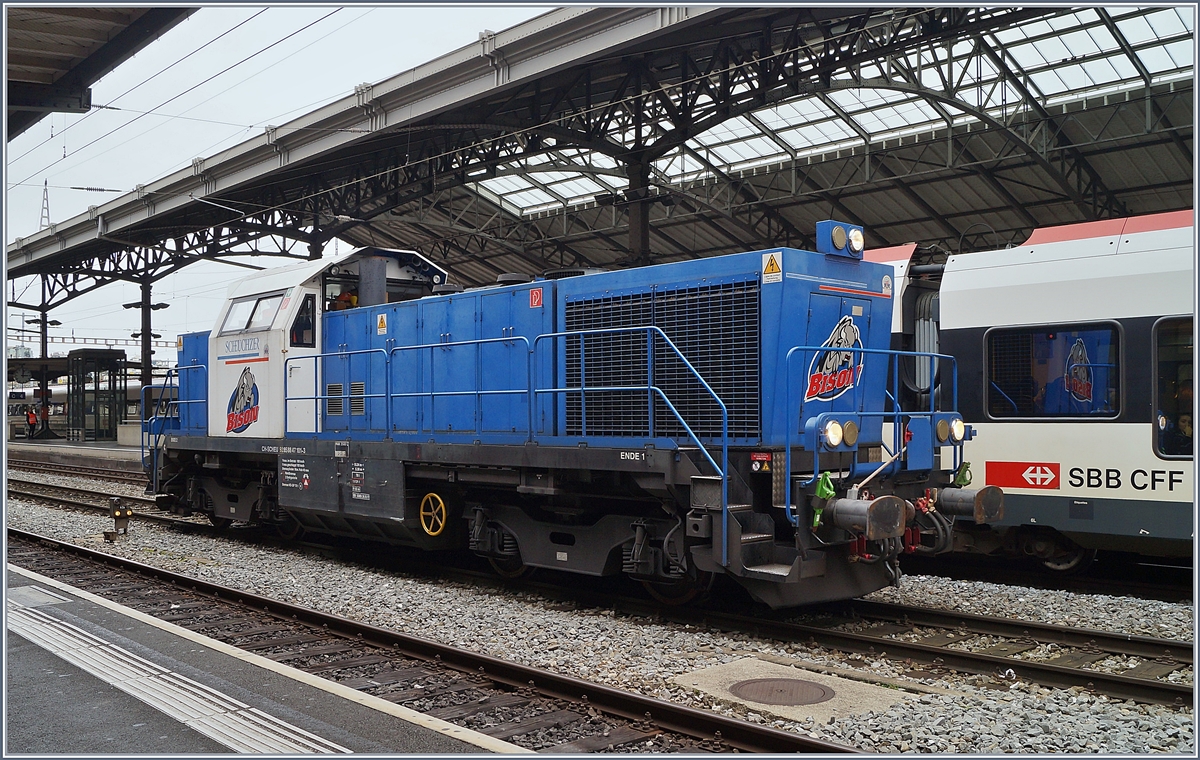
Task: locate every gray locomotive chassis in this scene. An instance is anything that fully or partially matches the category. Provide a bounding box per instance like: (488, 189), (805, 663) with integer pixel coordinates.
(160, 434), (706, 574)
(158, 435), (899, 606)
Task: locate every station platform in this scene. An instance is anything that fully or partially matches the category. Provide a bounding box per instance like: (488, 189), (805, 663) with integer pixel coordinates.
(6, 438), (144, 471)
(6, 565), (523, 754)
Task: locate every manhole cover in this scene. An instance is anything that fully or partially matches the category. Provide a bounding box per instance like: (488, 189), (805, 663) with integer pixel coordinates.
(728, 678), (835, 706)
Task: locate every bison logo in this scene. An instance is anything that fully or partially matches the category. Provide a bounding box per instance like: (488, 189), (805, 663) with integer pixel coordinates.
(805, 315), (864, 402)
(226, 367), (260, 433)
(1065, 338), (1093, 403)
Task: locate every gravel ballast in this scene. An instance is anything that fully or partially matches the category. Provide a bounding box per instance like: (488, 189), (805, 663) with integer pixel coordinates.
(5, 487), (1195, 754)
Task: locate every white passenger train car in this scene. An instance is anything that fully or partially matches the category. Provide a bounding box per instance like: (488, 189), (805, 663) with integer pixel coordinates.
(882, 210), (1194, 571)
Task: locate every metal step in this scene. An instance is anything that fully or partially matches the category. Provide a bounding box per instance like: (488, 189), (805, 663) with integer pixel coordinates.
(743, 562), (792, 576)
(740, 532), (773, 543)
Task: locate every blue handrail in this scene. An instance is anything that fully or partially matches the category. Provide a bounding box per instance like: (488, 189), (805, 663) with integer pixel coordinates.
(387, 335), (534, 436)
(533, 326), (731, 566)
(783, 345), (957, 527)
(141, 362), (207, 493)
(280, 326), (732, 565)
(283, 348), (390, 434)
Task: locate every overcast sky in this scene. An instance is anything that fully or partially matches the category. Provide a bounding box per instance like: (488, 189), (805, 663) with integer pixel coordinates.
(5, 5), (546, 358)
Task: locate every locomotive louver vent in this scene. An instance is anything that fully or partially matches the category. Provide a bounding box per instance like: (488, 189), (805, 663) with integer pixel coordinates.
(350, 382), (366, 416)
(326, 383), (344, 416)
(564, 280), (760, 440)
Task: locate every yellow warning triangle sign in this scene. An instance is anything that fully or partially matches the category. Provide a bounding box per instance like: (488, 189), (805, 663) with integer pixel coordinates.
(763, 254), (781, 275)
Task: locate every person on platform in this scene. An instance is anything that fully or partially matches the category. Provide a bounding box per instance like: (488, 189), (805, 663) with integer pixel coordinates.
(25, 407), (37, 437)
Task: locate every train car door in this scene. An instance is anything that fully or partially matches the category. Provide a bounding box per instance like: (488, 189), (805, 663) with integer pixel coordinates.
(283, 291), (321, 434)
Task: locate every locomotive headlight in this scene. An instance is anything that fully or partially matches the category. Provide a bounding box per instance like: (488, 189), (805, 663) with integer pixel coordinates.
(823, 420), (843, 447)
(936, 419), (950, 442)
(831, 225), (848, 250)
(950, 417), (966, 442)
(848, 228), (865, 254)
(842, 420), (859, 447)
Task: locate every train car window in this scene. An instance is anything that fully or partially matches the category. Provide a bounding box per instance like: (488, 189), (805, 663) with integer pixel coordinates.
(290, 294), (316, 347)
(987, 324), (1120, 418)
(1154, 317), (1193, 458)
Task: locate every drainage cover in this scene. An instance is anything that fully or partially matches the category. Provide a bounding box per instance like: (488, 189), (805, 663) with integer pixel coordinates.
(728, 678), (835, 706)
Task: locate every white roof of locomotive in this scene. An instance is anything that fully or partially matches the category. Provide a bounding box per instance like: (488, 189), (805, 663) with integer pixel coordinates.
(939, 211), (1195, 330)
(223, 247), (422, 300)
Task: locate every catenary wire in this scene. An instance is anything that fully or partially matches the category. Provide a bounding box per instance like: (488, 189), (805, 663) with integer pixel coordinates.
(7, 9), (269, 165)
(11, 8), (343, 190)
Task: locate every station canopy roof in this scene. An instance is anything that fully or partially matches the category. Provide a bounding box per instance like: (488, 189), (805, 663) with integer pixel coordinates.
(6, 6), (1194, 298)
(304, 6), (1199, 283)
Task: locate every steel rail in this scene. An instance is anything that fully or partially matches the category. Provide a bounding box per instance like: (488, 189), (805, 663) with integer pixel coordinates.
(840, 599), (1193, 664)
(7, 459), (146, 483)
(6, 528), (857, 754)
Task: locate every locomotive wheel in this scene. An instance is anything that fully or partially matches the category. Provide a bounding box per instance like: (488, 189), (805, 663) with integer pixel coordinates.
(1041, 546), (1097, 574)
(488, 553), (535, 579)
(275, 515), (304, 540)
(642, 571), (714, 606)
(419, 493), (448, 537)
(208, 515), (233, 530)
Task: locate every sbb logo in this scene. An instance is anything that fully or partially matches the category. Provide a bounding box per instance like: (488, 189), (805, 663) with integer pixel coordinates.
(986, 461), (1060, 490)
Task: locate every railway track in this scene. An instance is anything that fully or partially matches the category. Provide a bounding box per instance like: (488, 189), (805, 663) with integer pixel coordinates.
(10, 480), (1193, 705)
(900, 553), (1194, 605)
(392, 567), (1193, 706)
(7, 458), (147, 485)
(7, 529), (853, 754)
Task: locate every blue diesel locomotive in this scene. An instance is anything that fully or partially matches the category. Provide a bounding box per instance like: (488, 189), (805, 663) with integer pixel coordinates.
(145, 221), (1001, 607)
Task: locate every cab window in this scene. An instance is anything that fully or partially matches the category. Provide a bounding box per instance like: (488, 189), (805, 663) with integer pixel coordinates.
(290, 294), (316, 348)
(987, 324), (1120, 418)
(220, 293), (284, 334)
(1155, 317), (1193, 458)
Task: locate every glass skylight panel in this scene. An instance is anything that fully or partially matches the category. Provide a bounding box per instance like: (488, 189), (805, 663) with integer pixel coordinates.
(1079, 57), (1122, 86)
(481, 175), (533, 195)
(1115, 14), (1158, 46)
(1137, 45), (1179, 73)
(1145, 8), (1189, 38)
(695, 115), (756, 145)
(1031, 36), (1073, 65)
(1163, 39), (1194, 69)
(1060, 28), (1104, 57)
(778, 119), (858, 150)
(993, 23), (1033, 45)
(504, 188), (555, 208)
(1007, 40), (1050, 69)
(1028, 68), (1071, 96)
(1104, 54), (1140, 81)
(550, 178), (605, 198)
(1081, 23), (1119, 54)
(1056, 61), (1095, 90)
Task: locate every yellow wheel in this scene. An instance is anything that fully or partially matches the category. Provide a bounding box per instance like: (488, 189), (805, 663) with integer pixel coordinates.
(419, 493), (448, 537)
